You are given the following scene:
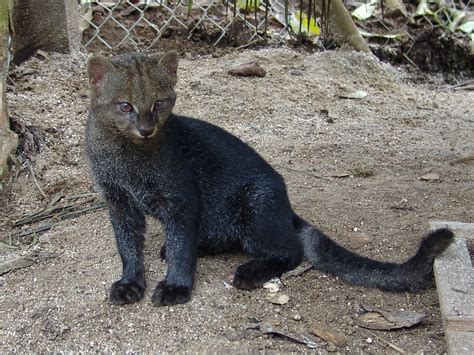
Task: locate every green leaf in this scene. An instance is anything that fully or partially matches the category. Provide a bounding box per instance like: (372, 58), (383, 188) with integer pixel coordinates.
(289, 10), (320, 37)
(458, 21), (474, 33)
(236, 0), (260, 11)
(352, 0), (379, 21)
(188, 0), (193, 16)
(415, 0), (433, 16)
(448, 9), (465, 32)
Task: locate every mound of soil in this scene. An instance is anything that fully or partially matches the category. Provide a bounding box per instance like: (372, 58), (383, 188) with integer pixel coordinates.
(372, 28), (474, 78)
(0, 48), (473, 352)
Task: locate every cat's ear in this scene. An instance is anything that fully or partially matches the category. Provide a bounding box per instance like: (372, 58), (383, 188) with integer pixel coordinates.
(88, 56), (115, 86)
(158, 51), (179, 78)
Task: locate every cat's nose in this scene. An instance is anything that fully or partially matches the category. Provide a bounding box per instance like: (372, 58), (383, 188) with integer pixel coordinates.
(138, 126), (156, 138)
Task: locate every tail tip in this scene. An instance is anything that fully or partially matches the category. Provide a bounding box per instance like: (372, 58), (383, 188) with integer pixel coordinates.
(421, 228), (455, 255)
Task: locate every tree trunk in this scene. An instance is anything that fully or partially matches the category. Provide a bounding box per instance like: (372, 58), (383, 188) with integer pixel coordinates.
(0, 0), (17, 187)
(10, 0), (79, 64)
(317, 0), (371, 53)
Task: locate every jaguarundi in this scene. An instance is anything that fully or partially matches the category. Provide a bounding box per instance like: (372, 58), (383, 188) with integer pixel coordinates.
(85, 51), (454, 306)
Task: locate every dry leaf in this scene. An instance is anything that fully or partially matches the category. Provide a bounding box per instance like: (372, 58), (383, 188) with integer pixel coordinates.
(356, 303), (426, 330)
(332, 173), (351, 178)
(338, 90), (368, 99)
(418, 173), (440, 181)
(36, 50), (50, 61)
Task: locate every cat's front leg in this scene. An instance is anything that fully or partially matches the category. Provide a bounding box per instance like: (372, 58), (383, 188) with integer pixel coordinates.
(103, 187), (147, 305)
(152, 215), (198, 306)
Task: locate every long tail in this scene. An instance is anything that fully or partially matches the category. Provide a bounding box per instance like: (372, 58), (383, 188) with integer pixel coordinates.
(294, 216), (454, 292)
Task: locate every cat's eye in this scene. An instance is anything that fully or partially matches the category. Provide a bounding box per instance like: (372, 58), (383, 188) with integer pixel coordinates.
(153, 100), (165, 112)
(119, 102), (133, 113)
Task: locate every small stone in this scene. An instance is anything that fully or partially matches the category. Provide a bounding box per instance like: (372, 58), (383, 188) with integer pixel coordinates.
(266, 293), (289, 305)
(326, 343), (337, 352)
(263, 277), (283, 293)
(292, 313), (302, 321)
(348, 232), (373, 250)
(228, 61), (266, 77)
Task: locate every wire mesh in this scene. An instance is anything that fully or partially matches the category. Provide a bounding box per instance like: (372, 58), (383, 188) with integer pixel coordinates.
(78, 0), (290, 50)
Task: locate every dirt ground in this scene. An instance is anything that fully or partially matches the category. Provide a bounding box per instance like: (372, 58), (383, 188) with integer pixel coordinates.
(1, 47), (473, 352)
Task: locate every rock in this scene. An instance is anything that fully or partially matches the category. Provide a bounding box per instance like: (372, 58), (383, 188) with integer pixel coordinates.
(266, 293), (289, 305)
(348, 232), (373, 250)
(292, 313), (302, 321)
(228, 61), (266, 77)
(263, 277), (283, 293)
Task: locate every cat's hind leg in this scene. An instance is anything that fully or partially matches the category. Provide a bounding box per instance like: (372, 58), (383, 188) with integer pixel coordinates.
(231, 183), (304, 289)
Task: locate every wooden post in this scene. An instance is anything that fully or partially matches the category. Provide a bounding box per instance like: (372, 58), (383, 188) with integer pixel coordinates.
(0, 0), (17, 187)
(10, 0), (79, 64)
(431, 221), (474, 354)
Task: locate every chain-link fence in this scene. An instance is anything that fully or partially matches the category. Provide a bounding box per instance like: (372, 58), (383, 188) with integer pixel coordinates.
(78, 0), (292, 50)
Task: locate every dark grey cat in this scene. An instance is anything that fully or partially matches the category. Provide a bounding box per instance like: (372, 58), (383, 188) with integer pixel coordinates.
(85, 51), (454, 306)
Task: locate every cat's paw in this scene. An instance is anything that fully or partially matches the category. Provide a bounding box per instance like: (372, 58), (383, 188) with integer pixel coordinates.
(232, 265), (264, 290)
(109, 280), (145, 305)
(151, 281), (191, 306)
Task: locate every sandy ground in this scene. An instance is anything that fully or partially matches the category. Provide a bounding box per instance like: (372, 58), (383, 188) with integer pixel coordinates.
(0, 48), (473, 352)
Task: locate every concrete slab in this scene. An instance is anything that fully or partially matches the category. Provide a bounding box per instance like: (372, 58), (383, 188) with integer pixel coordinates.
(431, 221), (474, 355)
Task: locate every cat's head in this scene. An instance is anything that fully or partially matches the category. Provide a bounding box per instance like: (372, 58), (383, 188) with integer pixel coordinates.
(87, 51), (178, 142)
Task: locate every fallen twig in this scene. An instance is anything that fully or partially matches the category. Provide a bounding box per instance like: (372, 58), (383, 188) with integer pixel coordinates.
(281, 262), (313, 280)
(441, 79), (474, 91)
(0, 256), (35, 275)
(14, 193), (105, 227)
(0, 241), (19, 250)
(389, 205), (415, 211)
(449, 156), (474, 165)
(310, 322), (347, 347)
(57, 203), (106, 221)
(14, 192), (65, 226)
(247, 323), (320, 349)
(366, 330), (406, 354)
(28, 164), (47, 199)
(402, 53), (419, 69)
(15, 223), (53, 238)
(235, 39), (260, 50)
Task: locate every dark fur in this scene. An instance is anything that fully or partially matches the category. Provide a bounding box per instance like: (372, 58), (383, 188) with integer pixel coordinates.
(85, 52), (454, 306)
